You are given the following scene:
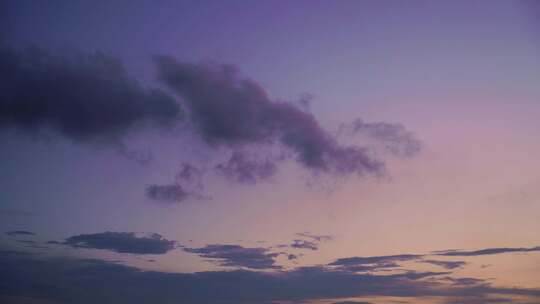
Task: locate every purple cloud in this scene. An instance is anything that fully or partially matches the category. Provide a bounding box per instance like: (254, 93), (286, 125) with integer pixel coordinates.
(154, 57), (385, 177)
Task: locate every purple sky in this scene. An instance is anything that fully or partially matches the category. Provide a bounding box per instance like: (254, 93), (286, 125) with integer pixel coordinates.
(1, 1), (540, 304)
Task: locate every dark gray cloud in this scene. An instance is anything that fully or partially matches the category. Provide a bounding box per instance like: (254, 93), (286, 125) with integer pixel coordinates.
(1, 251), (539, 304)
(436, 246), (540, 257)
(184, 244), (281, 270)
(154, 57), (385, 177)
(340, 118), (422, 157)
(0, 44), (182, 144)
(420, 260), (467, 270)
(290, 239), (319, 251)
(215, 151), (278, 184)
(63, 232), (176, 254)
(5, 230), (35, 236)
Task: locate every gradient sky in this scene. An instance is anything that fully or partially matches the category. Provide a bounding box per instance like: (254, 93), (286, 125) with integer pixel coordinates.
(1, 1), (540, 304)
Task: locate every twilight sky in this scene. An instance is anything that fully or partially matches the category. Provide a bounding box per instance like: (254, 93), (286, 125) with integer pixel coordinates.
(1, 1), (540, 303)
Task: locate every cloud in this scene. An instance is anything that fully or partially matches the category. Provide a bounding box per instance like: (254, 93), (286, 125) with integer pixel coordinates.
(329, 254), (423, 273)
(279, 232), (333, 252)
(215, 151), (278, 184)
(330, 254), (423, 267)
(295, 232), (334, 242)
(290, 239), (319, 251)
(1, 43), (421, 203)
(0, 44), (182, 144)
(340, 118), (422, 158)
(440, 276), (486, 286)
(63, 232), (176, 254)
(287, 253), (299, 260)
(420, 260), (467, 270)
(183, 244), (281, 270)
(154, 57), (385, 177)
(176, 163), (205, 187)
(5, 230), (36, 236)
(436, 246), (540, 257)
(145, 183), (193, 203)
(146, 163), (206, 203)
(1, 251), (539, 304)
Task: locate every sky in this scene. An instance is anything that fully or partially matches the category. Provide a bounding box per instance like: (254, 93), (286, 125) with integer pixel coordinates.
(1, 1), (540, 303)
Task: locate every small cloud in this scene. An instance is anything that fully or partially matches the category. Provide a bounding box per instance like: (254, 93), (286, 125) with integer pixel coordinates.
(145, 183), (192, 203)
(146, 163), (207, 203)
(295, 232), (334, 242)
(290, 239), (318, 251)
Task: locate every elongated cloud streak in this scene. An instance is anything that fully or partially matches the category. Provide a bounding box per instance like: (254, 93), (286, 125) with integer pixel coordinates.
(63, 232), (177, 254)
